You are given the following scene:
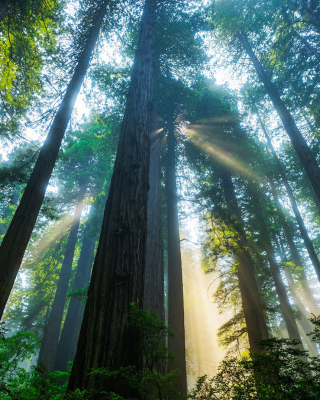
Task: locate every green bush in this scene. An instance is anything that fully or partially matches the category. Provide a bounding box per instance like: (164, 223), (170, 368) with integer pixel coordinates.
(189, 316), (320, 400)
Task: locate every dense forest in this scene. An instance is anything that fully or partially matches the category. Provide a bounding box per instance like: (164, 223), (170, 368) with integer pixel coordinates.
(1, 0), (320, 398)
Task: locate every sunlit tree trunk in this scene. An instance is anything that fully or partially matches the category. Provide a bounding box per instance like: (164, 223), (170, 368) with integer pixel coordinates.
(67, 0), (156, 394)
(239, 34), (320, 206)
(54, 215), (96, 372)
(220, 168), (269, 352)
(166, 111), (188, 396)
(255, 110), (320, 282)
(38, 188), (85, 371)
(144, 109), (164, 321)
(269, 180), (319, 316)
(0, 1), (108, 319)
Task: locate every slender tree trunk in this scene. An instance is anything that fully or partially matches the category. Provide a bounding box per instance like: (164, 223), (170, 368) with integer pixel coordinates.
(144, 109), (164, 321)
(54, 219), (96, 372)
(269, 179), (319, 316)
(272, 235), (319, 355)
(166, 111), (188, 396)
(0, 1), (108, 319)
(248, 186), (305, 351)
(256, 110), (320, 282)
(38, 188), (85, 372)
(282, 262), (319, 356)
(220, 168), (269, 352)
(68, 0), (156, 394)
(240, 33), (320, 205)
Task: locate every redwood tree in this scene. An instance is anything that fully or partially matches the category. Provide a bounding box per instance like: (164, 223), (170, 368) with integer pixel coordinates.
(166, 110), (188, 395)
(68, 0), (157, 393)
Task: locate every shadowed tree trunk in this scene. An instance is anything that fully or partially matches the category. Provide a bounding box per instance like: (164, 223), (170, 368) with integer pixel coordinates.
(239, 33), (320, 206)
(38, 188), (86, 371)
(144, 109), (164, 321)
(67, 0), (156, 394)
(166, 111), (188, 396)
(255, 110), (320, 282)
(54, 214), (96, 372)
(0, 1), (108, 319)
(248, 186), (305, 352)
(220, 168), (269, 352)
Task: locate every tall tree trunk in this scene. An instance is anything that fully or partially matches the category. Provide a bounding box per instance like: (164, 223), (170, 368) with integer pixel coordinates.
(220, 168), (269, 352)
(256, 109), (320, 282)
(239, 33), (320, 205)
(68, 0), (156, 394)
(144, 109), (164, 321)
(272, 234), (319, 355)
(248, 186), (305, 351)
(38, 188), (85, 372)
(269, 179), (319, 316)
(54, 218), (96, 372)
(166, 111), (188, 396)
(0, 1), (108, 319)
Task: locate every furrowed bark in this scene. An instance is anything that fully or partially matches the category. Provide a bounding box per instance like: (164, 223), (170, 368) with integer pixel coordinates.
(220, 168), (269, 352)
(240, 34), (320, 206)
(166, 111), (188, 396)
(68, 0), (156, 393)
(144, 109), (165, 321)
(0, 1), (108, 319)
(38, 188), (85, 372)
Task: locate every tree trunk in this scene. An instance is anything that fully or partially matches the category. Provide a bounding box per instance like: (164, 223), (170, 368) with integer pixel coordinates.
(283, 264), (319, 356)
(220, 168), (269, 352)
(272, 235), (319, 355)
(256, 110), (320, 282)
(166, 111), (188, 396)
(0, 1), (107, 319)
(67, 0), (156, 394)
(269, 179), (319, 316)
(38, 188), (85, 372)
(248, 186), (305, 351)
(240, 33), (320, 205)
(54, 217), (96, 372)
(144, 109), (164, 321)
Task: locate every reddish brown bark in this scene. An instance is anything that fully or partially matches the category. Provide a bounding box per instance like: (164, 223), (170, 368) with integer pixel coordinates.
(166, 111), (188, 396)
(144, 111), (164, 321)
(68, 0), (156, 393)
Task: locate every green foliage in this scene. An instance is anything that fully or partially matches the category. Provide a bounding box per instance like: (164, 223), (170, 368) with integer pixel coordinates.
(189, 317), (320, 400)
(0, 305), (180, 399)
(84, 304), (181, 399)
(0, 327), (40, 398)
(67, 286), (88, 305)
(0, 0), (63, 137)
